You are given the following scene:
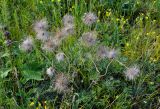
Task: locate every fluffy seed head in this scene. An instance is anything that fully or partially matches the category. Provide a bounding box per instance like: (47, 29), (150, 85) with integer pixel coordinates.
(54, 29), (63, 40)
(20, 37), (34, 52)
(56, 52), (65, 62)
(46, 67), (55, 78)
(54, 73), (69, 93)
(62, 14), (74, 26)
(34, 18), (48, 33)
(82, 12), (98, 26)
(42, 37), (60, 52)
(81, 31), (97, 47)
(97, 45), (108, 59)
(36, 31), (49, 41)
(124, 65), (140, 80)
(107, 48), (118, 59)
(61, 25), (74, 38)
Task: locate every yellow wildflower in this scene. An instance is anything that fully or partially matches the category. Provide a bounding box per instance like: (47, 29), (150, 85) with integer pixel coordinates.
(153, 20), (156, 22)
(136, 36), (139, 40)
(97, 19), (100, 23)
(45, 106), (47, 109)
(126, 43), (129, 46)
(106, 11), (111, 17)
(29, 102), (34, 106)
(152, 31), (155, 35)
(116, 18), (119, 21)
(145, 16), (149, 20)
(72, 5), (74, 9)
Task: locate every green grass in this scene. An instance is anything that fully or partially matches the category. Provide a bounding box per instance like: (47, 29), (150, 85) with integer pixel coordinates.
(0, 0), (160, 109)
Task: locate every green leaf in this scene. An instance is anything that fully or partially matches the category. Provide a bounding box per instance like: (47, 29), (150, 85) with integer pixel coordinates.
(21, 70), (43, 83)
(1, 52), (10, 58)
(0, 68), (12, 78)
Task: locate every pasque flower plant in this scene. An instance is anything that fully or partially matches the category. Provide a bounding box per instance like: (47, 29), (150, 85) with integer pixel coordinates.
(0, 1), (158, 109)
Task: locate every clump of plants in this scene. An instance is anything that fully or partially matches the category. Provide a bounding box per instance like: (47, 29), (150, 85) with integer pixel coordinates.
(0, 0), (159, 109)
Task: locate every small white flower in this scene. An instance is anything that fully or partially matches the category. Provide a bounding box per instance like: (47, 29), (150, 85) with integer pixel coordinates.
(46, 67), (55, 78)
(124, 65), (140, 80)
(143, 101), (147, 104)
(56, 52), (65, 62)
(110, 76), (114, 80)
(62, 14), (74, 26)
(20, 37), (34, 52)
(82, 12), (98, 26)
(34, 18), (48, 33)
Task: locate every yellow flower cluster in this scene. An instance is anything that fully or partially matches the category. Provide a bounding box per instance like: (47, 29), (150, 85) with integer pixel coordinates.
(29, 101), (48, 109)
(105, 9), (111, 17)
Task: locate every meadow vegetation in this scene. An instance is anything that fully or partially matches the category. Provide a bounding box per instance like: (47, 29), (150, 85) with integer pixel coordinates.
(0, 0), (160, 108)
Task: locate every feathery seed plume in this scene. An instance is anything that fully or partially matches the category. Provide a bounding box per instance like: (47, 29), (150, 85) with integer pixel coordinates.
(36, 31), (49, 41)
(124, 65), (140, 80)
(20, 37), (34, 52)
(34, 18), (48, 33)
(82, 12), (98, 26)
(46, 67), (55, 78)
(42, 37), (60, 52)
(56, 52), (65, 62)
(62, 14), (74, 26)
(81, 31), (97, 47)
(61, 24), (74, 38)
(54, 73), (69, 93)
(97, 45), (108, 59)
(107, 48), (119, 59)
